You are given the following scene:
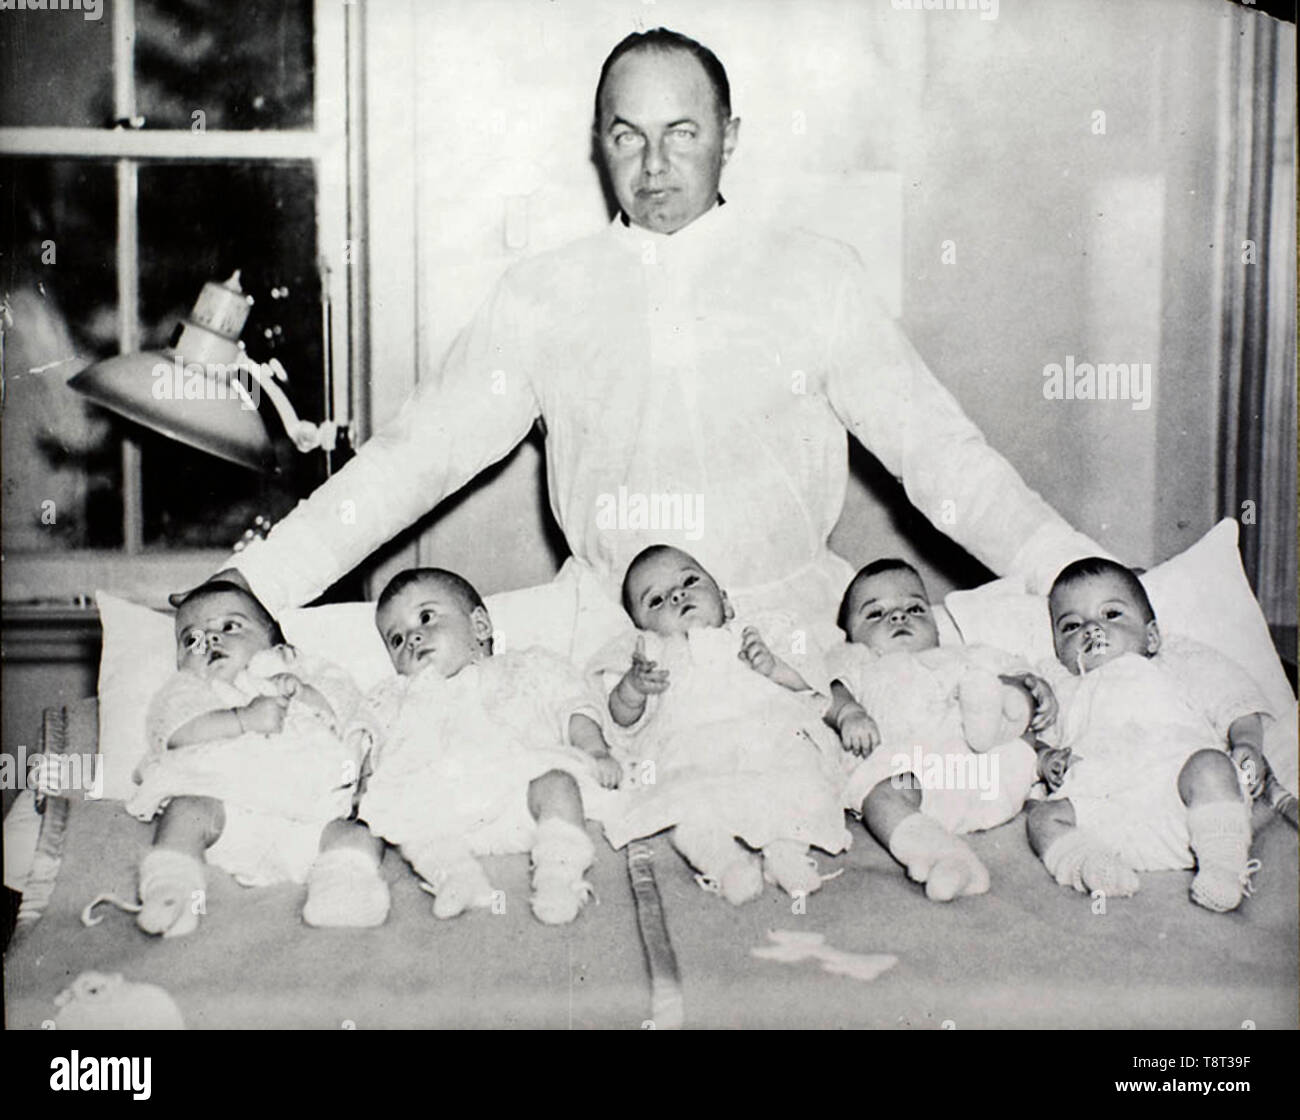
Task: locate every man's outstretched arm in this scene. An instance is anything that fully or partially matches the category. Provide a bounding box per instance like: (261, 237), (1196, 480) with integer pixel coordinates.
(824, 249), (1114, 593)
(210, 274), (542, 613)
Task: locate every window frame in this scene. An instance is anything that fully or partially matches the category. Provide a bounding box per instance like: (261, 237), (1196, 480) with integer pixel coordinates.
(0, 0), (358, 607)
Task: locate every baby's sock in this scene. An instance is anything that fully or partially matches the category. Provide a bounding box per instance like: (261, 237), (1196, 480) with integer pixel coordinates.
(137, 848), (206, 938)
(672, 823), (763, 905)
(1040, 827), (1139, 897)
(1187, 800), (1255, 913)
(302, 847), (390, 928)
(888, 812), (989, 901)
(530, 818), (596, 925)
(411, 845), (495, 920)
(762, 840), (823, 897)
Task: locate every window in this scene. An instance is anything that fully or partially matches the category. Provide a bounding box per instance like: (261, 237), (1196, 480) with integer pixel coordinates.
(0, 0), (353, 601)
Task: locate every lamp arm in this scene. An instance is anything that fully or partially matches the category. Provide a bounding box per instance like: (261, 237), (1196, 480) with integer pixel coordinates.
(235, 354), (337, 453)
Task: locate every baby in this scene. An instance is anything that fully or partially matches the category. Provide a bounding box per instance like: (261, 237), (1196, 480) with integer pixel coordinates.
(114, 582), (387, 937)
(1026, 557), (1270, 912)
(355, 568), (620, 925)
(825, 559), (1056, 901)
(594, 545), (850, 904)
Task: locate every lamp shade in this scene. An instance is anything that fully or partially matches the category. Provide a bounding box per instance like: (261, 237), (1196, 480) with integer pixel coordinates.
(69, 349), (274, 471)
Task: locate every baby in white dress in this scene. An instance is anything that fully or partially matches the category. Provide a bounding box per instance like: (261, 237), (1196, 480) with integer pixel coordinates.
(593, 546), (850, 905)
(825, 560), (1055, 901)
(354, 568), (620, 925)
(117, 582), (387, 938)
(1026, 558), (1271, 912)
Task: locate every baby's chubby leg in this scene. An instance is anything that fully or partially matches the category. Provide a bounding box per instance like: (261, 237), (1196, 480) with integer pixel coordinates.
(138, 795), (224, 937)
(1179, 749), (1254, 913)
(864, 776), (989, 902)
(526, 770), (596, 925)
(1027, 798), (1139, 898)
(302, 818), (390, 928)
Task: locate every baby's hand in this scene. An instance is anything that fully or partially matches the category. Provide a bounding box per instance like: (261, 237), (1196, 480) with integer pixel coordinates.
(1230, 744), (1267, 800)
(1036, 745), (1075, 792)
(240, 694), (289, 735)
(268, 672), (302, 701)
(738, 626), (777, 677)
(591, 753), (623, 790)
(1001, 672), (1058, 732)
(624, 635), (670, 697)
(838, 706), (880, 758)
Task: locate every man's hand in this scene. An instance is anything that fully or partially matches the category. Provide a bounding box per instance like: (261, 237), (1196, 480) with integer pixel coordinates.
(1230, 744), (1267, 800)
(621, 635), (670, 697)
(837, 704), (880, 758)
(239, 694), (289, 735)
(591, 752), (623, 790)
(1036, 745), (1075, 792)
(738, 626), (777, 677)
(1000, 671), (1058, 732)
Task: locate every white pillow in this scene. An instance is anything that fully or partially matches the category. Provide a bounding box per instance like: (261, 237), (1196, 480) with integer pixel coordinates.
(93, 581), (581, 802)
(944, 519), (1298, 789)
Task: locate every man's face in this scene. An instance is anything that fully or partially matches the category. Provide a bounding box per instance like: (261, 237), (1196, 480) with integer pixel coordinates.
(596, 48), (738, 235)
(376, 580), (492, 679)
(175, 590), (275, 682)
(844, 569), (940, 655)
(626, 548), (728, 637)
(1050, 574), (1159, 675)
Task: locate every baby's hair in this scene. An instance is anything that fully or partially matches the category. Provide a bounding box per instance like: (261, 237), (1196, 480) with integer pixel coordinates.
(837, 558), (925, 634)
(375, 567), (493, 651)
(621, 543), (689, 618)
(1049, 557), (1155, 624)
(175, 581), (286, 646)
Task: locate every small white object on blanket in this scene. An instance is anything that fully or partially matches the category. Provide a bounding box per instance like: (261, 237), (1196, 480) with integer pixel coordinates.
(53, 971), (185, 1030)
(751, 929), (898, 982)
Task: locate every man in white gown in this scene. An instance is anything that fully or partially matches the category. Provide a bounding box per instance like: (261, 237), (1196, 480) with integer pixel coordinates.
(219, 29), (1105, 661)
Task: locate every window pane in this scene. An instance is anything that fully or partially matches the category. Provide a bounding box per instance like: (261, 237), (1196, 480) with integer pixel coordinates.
(0, 8), (115, 128)
(136, 160), (326, 548)
(136, 0), (314, 131)
(0, 157), (123, 549)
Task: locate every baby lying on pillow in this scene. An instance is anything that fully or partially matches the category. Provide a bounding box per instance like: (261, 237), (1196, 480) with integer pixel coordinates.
(825, 559), (1057, 901)
(1027, 558), (1273, 913)
(354, 568), (620, 925)
(92, 582), (387, 938)
(593, 545), (850, 905)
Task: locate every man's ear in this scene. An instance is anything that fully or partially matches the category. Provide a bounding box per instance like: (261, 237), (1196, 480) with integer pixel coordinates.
(470, 606), (494, 645)
(721, 116), (740, 166)
(721, 590), (735, 622)
(1144, 620), (1161, 656)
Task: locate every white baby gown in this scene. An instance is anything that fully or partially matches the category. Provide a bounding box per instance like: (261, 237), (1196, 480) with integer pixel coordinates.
(1038, 635), (1271, 870)
(592, 620), (851, 855)
(127, 648), (363, 885)
(826, 641), (1040, 833)
(356, 647), (616, 858)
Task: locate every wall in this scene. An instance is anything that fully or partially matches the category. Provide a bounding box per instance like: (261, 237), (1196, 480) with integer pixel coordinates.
(361, 0), (1263, 601)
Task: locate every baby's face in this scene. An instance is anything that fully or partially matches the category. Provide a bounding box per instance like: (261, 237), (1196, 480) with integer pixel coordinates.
(175, 590), (276, 683)
(844, 569), (939, 654)
(377, 580), (491, 679)
(626, 549), (728, 637)
(1050, 574), (1159, 675)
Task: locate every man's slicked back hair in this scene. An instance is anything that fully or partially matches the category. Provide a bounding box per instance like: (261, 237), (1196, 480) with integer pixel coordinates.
(594, 27), (732, 129)
(1049, 557), (1156, 624)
